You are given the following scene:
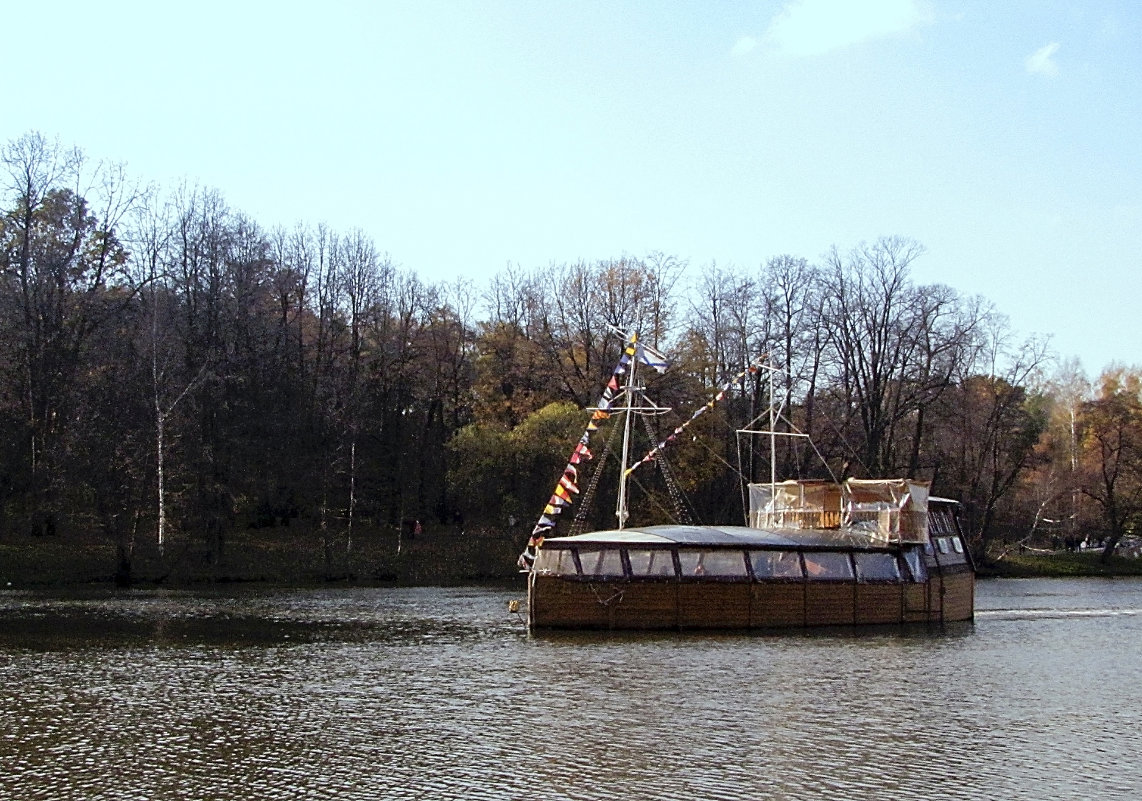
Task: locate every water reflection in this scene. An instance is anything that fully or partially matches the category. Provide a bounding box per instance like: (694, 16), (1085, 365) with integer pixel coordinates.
(1, 580), (1141, 800)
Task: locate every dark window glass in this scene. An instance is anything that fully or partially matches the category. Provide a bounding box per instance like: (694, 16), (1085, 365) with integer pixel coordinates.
(578, 549), (625, 577)
(802, 552), (854, 579)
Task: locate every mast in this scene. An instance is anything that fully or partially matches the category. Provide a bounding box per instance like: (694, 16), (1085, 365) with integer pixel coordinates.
(769, 355), (777, 493)
(519, 327), (669, 568)
(615, 340), (638, 529)
(737, 356), (833, 524)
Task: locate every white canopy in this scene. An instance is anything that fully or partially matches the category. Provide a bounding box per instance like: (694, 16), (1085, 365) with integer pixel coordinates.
(748, 478), (931, 543)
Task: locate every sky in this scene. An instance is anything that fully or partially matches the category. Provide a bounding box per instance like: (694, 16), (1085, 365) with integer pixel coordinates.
(4, 0), (1140, 375)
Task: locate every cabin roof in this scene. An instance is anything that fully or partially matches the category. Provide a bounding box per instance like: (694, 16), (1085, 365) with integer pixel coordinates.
(541, 524), (876, 548)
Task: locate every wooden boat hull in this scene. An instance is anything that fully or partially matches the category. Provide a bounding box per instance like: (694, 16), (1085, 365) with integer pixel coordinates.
(528, 568), (974, 630)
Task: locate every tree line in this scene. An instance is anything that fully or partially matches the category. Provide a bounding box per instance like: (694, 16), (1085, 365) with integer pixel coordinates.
(2, 132), (1140, 582)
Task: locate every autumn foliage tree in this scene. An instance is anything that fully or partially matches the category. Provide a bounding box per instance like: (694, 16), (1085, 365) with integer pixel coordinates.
(4, 129), (1141, 579)
(1078, 368), (1142, 561)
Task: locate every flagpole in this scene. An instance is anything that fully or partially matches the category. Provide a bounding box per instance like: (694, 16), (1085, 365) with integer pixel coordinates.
(615, 333), (637, 530)
(769, 355), (777, 494)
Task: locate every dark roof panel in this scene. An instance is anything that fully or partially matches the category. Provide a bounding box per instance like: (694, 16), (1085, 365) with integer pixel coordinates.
(545, 524), (890, 548)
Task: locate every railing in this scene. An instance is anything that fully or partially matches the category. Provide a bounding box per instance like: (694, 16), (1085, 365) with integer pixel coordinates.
(750, 509), (842, 529)
(752, 507), (929, 542)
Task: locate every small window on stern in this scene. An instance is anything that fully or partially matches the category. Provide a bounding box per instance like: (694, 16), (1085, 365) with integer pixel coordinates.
(939, 538), (967, 564)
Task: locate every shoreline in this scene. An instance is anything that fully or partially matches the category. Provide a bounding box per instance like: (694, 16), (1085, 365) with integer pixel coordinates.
(976, 551), (1142, 579)
(4, 525), (1142, 588)
(0, 524), (527, 590)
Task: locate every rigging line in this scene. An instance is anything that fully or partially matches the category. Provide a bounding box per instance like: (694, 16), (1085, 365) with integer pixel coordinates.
(737, 420), (842, 484)
(738, 397), (791, 433)
(658, 454), (698, 525)
(630, 425), (726, 525)
(639, 413), (697, 525)
(813, 410), (864, 478)
(627, 470), (685, 526)
(570, 413), (622, 535)
(610, 415), (675, 526)
(737, 431), (748, 523)
(804, 436), (841, 484)
(627, 413), (677, 524)
(736, 390), (845, 485)
(694, 431), (748, 481)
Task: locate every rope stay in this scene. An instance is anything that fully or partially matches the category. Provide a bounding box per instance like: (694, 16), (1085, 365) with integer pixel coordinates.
(570, 416), (620, 535)
(639, 412), (696, 525)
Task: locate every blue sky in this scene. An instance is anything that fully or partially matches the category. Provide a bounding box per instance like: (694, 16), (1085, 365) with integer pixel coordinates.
(5, 1), (1140, 374)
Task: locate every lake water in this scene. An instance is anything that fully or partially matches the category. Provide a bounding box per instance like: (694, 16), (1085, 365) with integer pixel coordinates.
(1, 578), (1140, 800)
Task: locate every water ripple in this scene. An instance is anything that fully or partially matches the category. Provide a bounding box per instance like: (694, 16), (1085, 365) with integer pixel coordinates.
(1, 580), (1142, 799)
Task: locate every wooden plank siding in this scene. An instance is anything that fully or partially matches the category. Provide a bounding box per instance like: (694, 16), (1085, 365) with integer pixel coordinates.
(940, 572), (974, 622)
(804, 583), (857, 626)
(855, 584), (906, 625)
(678, 582), (752, 629)
(610, 583), (678, 630)
(902, 584), (931, 624)
(530, 576), (614, 629)
(750, 582), (806, 627)
(530, 566), (974, 629)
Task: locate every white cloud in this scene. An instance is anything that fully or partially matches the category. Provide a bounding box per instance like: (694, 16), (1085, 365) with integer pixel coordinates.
(765, 0), (930, 57)
(1026, 42), (1061, 76)
(731, 36), (759, 58)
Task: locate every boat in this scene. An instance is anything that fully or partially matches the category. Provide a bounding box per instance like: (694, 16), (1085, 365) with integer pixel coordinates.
(520, 331), (975, 631)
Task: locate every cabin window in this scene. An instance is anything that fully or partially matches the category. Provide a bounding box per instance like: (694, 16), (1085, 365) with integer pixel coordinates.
(750, 550), (803, 579)
(853, 552), (901, 581)
(930, 509), (957, 536)
(802, 552), (854, 580)
(533, 548), (577, 576)
(934, 537), (967, 565)
(577, 549), (625, 578)
(929, 512), (947, 535)
(941, 539), (967, 564)
(678, 550), (748, 578)
(627, 549), (677, 578)
(903, 548), (927, 582)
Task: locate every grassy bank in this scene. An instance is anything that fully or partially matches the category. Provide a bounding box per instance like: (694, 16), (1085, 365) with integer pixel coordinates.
(6, 525), (1142, 588)
(979, 550), (1142, 578)
(0, 523), (526, 588)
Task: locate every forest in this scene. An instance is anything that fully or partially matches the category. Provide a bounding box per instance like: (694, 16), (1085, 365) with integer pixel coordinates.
(2, 131), (1140, 584)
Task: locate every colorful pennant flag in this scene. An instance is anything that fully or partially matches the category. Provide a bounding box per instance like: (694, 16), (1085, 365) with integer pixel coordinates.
(520, 330), (673, 568)
(518, 329), (644, 564)
(636, 342), (670, 373)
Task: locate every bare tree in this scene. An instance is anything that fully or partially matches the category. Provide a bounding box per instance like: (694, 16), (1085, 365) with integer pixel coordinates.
(685, 261), (765, 386)
(760, 255), (827, 474)
(820, 237), (985, 478)
(133, 188), (197, 554)
(0, 132), (139, 535)
(937, 330), (1051, 555)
